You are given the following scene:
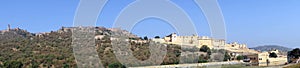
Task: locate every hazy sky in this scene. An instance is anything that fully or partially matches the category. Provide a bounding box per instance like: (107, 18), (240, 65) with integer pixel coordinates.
(1, 0), (300, 48)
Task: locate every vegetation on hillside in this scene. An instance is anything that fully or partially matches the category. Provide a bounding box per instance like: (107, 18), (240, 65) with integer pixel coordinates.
(288, 48), (300, 63)
(288, 48), (300, 58)
(0, 27), (224, 68)
(0, 29), (76, 68)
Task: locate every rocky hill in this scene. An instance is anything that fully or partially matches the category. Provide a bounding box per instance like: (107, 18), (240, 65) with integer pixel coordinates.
(0, 26), (195, 68)
(250, 45), (292, 55)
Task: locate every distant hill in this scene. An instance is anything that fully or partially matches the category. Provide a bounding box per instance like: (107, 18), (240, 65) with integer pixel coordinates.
(250, 45), (292, 54)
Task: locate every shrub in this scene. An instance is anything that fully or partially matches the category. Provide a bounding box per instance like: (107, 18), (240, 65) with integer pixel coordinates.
(108, 62), (126, 68)
(200, 45), (212, 55)
(3, 61), (23, 68)
(223, 52), (231, 61)
(63, 63), (70, 68)
(143, 36), (148, 40)
(269, 52), (278, 58)
(236, 55), (244, 60)
(198, 54), (209, 63)
(200, 45), (210, 52)
(154, 36), (160, 39)
(289, 48), (300, 58)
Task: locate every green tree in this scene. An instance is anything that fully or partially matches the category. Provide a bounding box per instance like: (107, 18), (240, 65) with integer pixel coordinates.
(236, 55), (244, 60)
(200, 45), (210, 52)
(223, 52), (231, 61)
(289, 48), (300, 58)
(143, 36), (148, 40)
(63, 63), (70, 68)
(108, 62), (126, 68)
(29, 61), (39, 68)
(4, 61), (23, 68)
(200, 45), (211, 55)
(198, 54), (208, 63)
(269, 52), (278, 58)
(154, 36), (160, 39)
(45, 54), (55, 64)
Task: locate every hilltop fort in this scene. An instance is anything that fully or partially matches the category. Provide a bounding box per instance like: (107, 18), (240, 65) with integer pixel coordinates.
(0, 24), (289, 67)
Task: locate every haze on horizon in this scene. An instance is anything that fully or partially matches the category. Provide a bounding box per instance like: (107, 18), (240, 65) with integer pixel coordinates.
(1, 0), (300, 48)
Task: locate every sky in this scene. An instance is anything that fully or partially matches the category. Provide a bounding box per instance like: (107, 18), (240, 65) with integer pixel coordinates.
(0, 0), (300, 48)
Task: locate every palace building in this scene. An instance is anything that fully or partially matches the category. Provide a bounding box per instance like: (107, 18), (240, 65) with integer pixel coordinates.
(152, 33), (226, 49)
(152, 33), (260, 54)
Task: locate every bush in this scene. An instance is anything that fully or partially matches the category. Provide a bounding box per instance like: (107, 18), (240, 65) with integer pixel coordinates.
(30, 61), (39, 68)
(269, 52), (278, 58)
(288, 48), (300, 58)
(143, 36), (148, 40)
(200, 45), (210, 52)
(108, 62), (126, 68)
(223, 52), (231, 61)
(200, 45), (211, 55)
(236, 55), (244, 60)
(154, 36), (160, 39)
(198, 56), (208, 63)
(4, 61), (23, 68)
(63, 63), (70, 68)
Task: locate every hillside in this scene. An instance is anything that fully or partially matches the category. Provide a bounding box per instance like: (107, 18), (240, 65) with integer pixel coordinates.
(0, 27), (197, 68)
(250, 45), (292, 55)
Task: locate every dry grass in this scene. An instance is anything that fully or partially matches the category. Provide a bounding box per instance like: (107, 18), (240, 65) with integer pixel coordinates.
(283, 63), (300, 68)
(220, 64), (264, 68)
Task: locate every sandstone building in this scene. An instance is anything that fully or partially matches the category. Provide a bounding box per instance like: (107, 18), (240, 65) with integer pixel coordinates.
(152, 33), (226, 49)
(246, 49), (288, 66)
